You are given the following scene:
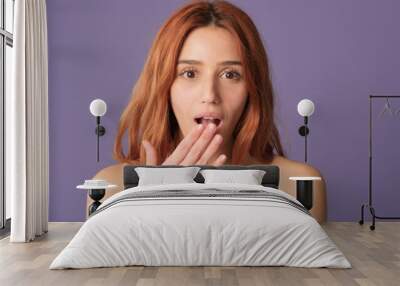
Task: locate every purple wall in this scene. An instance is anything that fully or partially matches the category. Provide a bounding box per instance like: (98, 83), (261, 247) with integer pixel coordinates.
(47, 0), (400, 222)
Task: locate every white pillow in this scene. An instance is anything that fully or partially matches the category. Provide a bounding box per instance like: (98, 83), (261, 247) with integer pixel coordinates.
(135, 167), (201, 186)
(200, 169), (266, 185)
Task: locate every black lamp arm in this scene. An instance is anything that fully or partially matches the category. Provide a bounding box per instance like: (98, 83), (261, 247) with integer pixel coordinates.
(94, 116), (106, 162)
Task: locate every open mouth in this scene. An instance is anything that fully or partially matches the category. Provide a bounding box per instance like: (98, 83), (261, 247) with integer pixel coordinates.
(194, 117), (222, 128)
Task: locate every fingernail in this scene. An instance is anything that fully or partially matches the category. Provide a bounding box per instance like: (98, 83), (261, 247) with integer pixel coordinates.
(207, 123), (216, 130)
(197, 124), (203, 130)
(215, 134), (222, 142)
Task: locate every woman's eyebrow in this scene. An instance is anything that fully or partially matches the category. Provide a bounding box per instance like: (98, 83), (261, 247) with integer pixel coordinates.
(178, 60), (242, 66)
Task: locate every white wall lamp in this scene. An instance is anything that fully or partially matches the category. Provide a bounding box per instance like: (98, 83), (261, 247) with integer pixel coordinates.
(297, 99), (315, 163)
(89, 99), (107, 162)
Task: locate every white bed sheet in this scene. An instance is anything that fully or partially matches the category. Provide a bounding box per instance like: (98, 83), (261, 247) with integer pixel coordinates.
(50, 183), (351, 269)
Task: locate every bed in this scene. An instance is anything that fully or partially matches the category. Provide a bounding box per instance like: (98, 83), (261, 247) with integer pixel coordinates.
(49, 164), (351, 269)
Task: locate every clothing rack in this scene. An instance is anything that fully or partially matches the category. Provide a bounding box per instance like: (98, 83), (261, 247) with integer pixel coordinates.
(359, 95), (400, 230)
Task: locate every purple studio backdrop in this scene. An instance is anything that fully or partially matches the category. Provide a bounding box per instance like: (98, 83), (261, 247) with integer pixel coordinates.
(47, 0), (400, 222)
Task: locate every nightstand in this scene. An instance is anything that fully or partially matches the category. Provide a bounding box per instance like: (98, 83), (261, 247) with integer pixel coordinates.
(289, 176), (321, 210)
(77, 180), (117, 215)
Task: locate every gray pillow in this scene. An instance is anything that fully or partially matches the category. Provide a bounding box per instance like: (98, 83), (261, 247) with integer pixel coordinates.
(135, 166), (201, 186)
(200, 169), (266, 185)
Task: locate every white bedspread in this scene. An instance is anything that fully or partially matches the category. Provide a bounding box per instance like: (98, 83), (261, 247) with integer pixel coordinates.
(49, 183), (351, 269)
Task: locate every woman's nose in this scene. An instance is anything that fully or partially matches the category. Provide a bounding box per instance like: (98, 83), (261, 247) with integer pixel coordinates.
(201, 78), (220, 104)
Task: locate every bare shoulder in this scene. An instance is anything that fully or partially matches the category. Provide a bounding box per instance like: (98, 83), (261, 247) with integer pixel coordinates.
(270, 155), (323, 177)
(93, 163), (123, 177)
(92, 163), (128, 188)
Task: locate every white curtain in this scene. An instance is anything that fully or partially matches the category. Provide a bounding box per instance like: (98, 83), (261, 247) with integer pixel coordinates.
(7, 0), (49, 242)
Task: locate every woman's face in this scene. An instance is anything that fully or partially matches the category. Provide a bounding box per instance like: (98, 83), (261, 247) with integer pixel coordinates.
(170, 26), (248, 146)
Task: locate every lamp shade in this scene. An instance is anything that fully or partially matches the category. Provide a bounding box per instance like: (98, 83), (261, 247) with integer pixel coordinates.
(90, 99), (107, 117)
(297, 99), (315, 117)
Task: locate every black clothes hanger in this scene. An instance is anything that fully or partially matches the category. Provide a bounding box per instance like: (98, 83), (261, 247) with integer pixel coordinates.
(395, 107), (400, 116)
(379, 97), (394, 117)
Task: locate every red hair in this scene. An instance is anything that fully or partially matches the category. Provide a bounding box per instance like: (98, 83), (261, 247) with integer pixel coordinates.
(114, 0), (285, 165)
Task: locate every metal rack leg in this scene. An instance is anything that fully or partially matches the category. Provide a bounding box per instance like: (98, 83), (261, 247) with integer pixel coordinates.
(359, 204), (376, 230)
(369, 206), (376, 231)
(359, 204), (365, 225)
(359, 203), (400, 230)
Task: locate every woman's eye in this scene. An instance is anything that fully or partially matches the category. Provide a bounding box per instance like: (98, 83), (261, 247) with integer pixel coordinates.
(221, 70), (241, 80)
(180, 69), (197, 79)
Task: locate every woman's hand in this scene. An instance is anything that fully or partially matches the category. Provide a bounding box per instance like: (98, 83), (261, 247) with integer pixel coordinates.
(142, 123), (227, 166)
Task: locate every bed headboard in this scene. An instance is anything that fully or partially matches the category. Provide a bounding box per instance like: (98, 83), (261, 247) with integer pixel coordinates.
(123, 164), (280, 190)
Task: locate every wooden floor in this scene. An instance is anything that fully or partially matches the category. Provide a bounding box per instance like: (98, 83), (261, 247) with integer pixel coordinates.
(0, 222), (399, 286)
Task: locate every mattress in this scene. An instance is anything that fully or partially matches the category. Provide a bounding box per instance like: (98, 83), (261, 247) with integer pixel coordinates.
(49, 183), (351, 269)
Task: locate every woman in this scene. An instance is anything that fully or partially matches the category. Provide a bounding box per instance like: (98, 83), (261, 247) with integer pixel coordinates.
(91, 0), (326, 222)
